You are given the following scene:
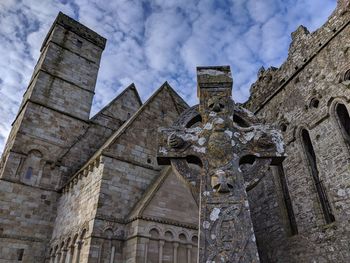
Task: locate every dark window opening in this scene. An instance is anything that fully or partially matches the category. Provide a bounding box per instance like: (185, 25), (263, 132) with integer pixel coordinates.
(233, 114), (250, 127)
(336, 103), (350, 142)
(239, 155), (256, 166)
(280, 123), (287, 132)
(185, 114), (202, 128)
(310, 98), (319, 108)
(301, 129), (335, 224)
(186, 155), (203, 167)
(161, 110), (165, 118)
(343, 69), (350, 83)
(17, 249), (24, 261)
(76, 39), (83, 48)
(25, 167), (33, 180)
(239, 155), (256, 175)
(277, 165), (298, 235)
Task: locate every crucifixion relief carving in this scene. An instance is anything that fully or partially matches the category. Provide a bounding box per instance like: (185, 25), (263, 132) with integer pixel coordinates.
(157, 66), (285, 263)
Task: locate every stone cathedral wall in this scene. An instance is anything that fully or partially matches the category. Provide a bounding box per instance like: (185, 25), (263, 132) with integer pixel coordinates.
(48, 159), (104, 263)
(246, 1), (350, 262)
(0, 180), (58, 262)
(3, 2), (350, 262)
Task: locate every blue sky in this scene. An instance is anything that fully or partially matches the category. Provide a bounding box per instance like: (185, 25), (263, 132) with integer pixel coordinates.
(0, 0), (336, 153)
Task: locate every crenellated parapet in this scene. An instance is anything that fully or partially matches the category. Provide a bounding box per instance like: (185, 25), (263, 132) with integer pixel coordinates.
(246, 1), (350, 112)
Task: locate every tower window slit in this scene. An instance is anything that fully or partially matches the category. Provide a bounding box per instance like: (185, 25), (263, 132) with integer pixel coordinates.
(336, 103), (350, 143)
(301, 129), (335, 224)
(76, 39), (83, 48)
(277, 165), (298, 235)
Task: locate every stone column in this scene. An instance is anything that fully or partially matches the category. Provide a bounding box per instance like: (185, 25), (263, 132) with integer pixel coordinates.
(186, 245), (192, 263)
(72, 241), (82, 263)
(54, 252), (61, 263)
(36, 160), (45, 185)
(158, 240), (165, 263)
(110, 245), (115, 263)
(59, 249), (67, 263)
(143, 238), (149, 263)
(97, 243), (103, 263)
(65, 247), (73, 263)
(173, 242), (179, 263)
(70, 244), (77, 263)
(76, 241), (83, 263)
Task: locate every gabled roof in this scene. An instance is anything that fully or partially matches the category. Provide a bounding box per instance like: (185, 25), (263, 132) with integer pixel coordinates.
(127, 165), (199, 226)
(127, 166), (172, 219)
(63, 82), (189, 188)
(90, 83), (142, 121)
(58, 83), (142, 176)
(96, 81), (188, 155)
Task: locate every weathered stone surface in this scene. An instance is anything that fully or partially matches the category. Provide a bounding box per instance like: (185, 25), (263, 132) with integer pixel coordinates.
(0, 11), (107, 263)
(244, 2), (350, 262)
(157, 66), (285, 262)
(1, 2), (350, 262)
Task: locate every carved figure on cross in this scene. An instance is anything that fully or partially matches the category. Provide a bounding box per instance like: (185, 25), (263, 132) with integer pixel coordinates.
(157, 66), (285, 263)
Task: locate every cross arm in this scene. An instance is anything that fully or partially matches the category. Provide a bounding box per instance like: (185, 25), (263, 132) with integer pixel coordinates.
(156, 127), (205, 165)
(235, 124), (286, 191)
(236, 124), (286, 165)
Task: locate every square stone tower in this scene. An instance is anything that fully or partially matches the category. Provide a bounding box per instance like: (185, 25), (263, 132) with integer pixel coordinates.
(0, 12), (106, 262)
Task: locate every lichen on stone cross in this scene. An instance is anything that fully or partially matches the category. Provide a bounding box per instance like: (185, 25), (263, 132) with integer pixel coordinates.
(157, 66), (285, 263)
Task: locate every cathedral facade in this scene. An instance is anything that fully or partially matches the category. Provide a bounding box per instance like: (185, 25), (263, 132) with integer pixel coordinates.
(1, 1), (350, 262)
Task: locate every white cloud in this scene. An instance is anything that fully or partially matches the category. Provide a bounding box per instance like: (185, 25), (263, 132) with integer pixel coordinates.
(0, 0), (337, 154)
(247, 0), (278, 24)
(145, 10), (191, 72)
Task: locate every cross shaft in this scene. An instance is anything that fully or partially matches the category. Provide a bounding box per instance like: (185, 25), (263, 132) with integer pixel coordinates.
(157, 66), (285, 263)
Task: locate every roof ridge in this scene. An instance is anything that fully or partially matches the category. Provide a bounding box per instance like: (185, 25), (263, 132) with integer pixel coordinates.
(164, 81), (190, 113)
(90, 83), (142, 121)
(62, 82), (178, 188)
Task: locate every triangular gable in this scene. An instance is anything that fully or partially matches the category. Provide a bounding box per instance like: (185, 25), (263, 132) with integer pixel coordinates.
(66, 82), (189, 184)
(60, 84), (142, 178)
(91, 83), (142, 127)
(128, 166), (199, 225)
(102, 82), (189, 155)
(102, 82), (189, 163)
(128, 166), (172, 219)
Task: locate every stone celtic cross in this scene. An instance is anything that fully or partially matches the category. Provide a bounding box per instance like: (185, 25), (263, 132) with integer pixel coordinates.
(157, 66), (285, 262)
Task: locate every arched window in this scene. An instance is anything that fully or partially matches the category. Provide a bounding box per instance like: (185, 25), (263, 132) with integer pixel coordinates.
(335, 103), (350, 144)
(301, 129), (335, 224)
(21, 149), (43, 184)
(102, 229), (115, 263)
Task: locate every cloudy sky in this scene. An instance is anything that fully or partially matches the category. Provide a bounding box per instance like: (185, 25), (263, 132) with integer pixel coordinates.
(0, 0), (337, 153)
